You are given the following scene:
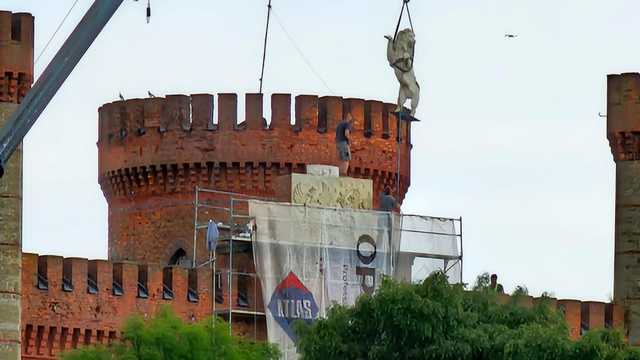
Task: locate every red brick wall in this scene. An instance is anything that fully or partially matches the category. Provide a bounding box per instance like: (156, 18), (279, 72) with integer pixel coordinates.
(22, 251), (626, 359)
(97, 93), (412, 265)
(21, 253), (266, 358)
(0, 11), (33, 104)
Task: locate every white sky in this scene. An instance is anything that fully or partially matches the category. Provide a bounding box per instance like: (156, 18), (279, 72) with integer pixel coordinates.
(4, 0), (637, 302)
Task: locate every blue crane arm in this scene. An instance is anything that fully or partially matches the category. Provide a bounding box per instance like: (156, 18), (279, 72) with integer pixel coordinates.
(0, 0), (124, 177)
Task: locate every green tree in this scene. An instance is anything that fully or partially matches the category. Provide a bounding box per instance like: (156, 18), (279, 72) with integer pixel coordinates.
(296, 272), (640, 360)
(62, 307), (279, 360)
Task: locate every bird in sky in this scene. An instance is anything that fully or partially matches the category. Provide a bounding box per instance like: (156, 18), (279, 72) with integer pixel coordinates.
(118, 93), (125, 101)
(505, 34), (518, 38)
(148, 91), (156, 98)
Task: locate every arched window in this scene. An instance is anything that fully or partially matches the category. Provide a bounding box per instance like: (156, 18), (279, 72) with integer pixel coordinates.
(168, 248), (187, 266)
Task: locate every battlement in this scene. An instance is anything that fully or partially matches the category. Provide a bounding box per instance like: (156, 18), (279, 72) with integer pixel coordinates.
(21, 252), (625, 357)
(0, 11), (34, 103)
(606, 73), (640, 161)
(494, 293), (625, 340)
(97, 94), (408, 144)
(97, 93), (411, 193)
(21, 253), (265, 357)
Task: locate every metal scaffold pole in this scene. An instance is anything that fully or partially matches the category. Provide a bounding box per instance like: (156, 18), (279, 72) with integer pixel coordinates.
(229, 198), (234, 335)
(193, 186), (199, 268)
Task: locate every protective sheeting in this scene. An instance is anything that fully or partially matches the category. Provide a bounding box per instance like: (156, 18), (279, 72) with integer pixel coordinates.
(250, 201), (395, 360)
(396, 215), (461, 284)
(249, 201), (461, 359)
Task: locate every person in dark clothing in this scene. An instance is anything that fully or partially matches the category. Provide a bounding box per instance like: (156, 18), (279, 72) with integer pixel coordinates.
(335, 114), (353, 176)
(490, 274), (504, 293)
(379, 186), (397, 212)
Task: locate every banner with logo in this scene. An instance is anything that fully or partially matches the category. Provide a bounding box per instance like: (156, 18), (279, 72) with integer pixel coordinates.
(249, 201), (396, 359)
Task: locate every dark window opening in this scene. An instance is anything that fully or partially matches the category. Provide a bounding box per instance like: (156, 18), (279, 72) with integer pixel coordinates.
(87, 262), (98, 294)
(11, 16), (21, 41)
(363, 103), (373, 138)
(17, 72), (27, 99)
(581, 303), (590, 335)
(108, 331), (117, 345)
(35, 326), (44, 356)
(96, 330), (105, 344)
(168, 248), (187, 266)
(605, 303), (614, 329)
(112, 264), (123, 296)
(23, 324), (33, 355)
(47, 326), (57, 357)
(3, 72), (12, 98)
(71, 328), (81, 349)
(237, 274), (249, 308)
(382, 110), (390, 139)
(137, 265), (148, 299)
(37, 257), (48, 290)
(188, 269), (198, 303)
(84, 329), (92, 346)
(318, 101), (328, 133)
(162, 267), (174, 300)
(215, 272), (224, 304)
(62, 259), (73, 292)
(59, 327), (68, 352)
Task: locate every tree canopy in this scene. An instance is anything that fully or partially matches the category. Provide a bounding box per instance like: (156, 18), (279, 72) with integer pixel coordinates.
(61, 307), (279, 360)
(296, 272), (640, 360)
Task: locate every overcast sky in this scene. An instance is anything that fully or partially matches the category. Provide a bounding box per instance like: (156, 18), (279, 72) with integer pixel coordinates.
(5, 0), (638, 301)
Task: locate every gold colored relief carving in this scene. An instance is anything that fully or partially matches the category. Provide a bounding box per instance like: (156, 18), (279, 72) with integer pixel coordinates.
(291, 174), (372, 209)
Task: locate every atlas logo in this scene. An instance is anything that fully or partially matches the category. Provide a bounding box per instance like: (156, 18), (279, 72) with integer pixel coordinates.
(268, 271), (319, 341)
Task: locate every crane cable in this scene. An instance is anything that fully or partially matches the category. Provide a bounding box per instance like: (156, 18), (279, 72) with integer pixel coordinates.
(259, 0), (272, 94)
(35, 0), (81, 65)
(391, 0), (416, 198)
(271, 9), (334, 94)
(393, 0), (414, 43)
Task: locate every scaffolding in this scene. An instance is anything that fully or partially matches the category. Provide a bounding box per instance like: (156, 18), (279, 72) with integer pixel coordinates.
(396, 214), (463, 284)
(192, 186), (271, 339)
(191, 186), (464, 339)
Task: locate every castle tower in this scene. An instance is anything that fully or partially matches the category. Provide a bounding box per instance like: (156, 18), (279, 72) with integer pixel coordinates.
(607, 73), (640, 344)
(0, 10), (34, 359)
(97, 94), (412, 265)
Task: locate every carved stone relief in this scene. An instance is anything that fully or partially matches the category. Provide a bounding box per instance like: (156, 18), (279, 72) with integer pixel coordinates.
(290, 174), (372, 209)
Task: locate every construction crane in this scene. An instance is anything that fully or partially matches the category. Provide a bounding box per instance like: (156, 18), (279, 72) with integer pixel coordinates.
(0, 0), (125, 177)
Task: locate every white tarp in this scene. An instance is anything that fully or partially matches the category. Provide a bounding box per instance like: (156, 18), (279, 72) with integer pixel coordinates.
(250, 201), (395, 359)
(396, 215), (461, 284)
(249, 202), (461, 359)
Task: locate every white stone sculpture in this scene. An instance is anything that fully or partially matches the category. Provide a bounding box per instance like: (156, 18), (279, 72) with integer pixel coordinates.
(385, 29), (420, 116)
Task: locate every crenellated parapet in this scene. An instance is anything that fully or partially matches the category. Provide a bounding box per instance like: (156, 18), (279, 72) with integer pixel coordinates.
(606, 73), (640, 161)
(493, 294), (625, 341)
(21, 251), (625, 358)
(97, 93), (411, 200)
(0, 11), (33, 104)
(20, 253), (265, 358)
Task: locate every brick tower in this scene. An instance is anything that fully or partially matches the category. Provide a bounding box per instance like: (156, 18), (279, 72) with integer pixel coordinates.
(0, 10), (34, 359)
(97, 94), (412, 266)
(607, 72), (640, 344)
